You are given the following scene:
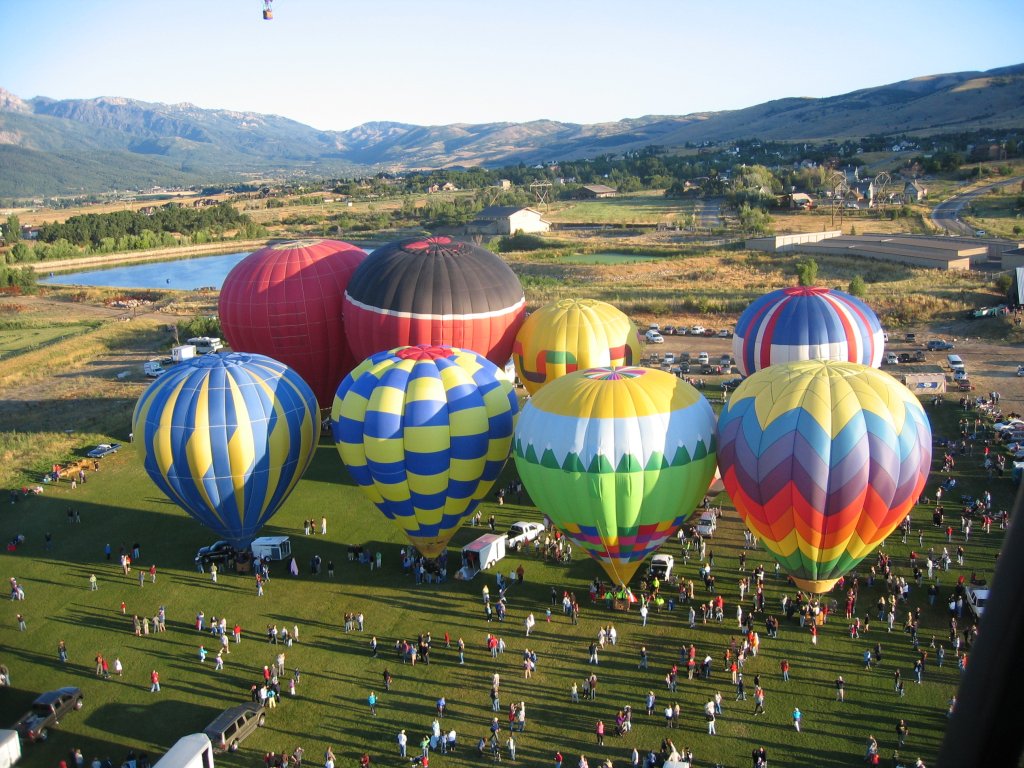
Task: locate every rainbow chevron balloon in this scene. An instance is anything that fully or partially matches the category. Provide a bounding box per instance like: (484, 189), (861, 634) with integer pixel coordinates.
(514, 366), (717, 584)
(133, 353), (319, 547)
(717, 359), (931, 593)
(331, 345), (518, 558)
(512, 298), (641, 395)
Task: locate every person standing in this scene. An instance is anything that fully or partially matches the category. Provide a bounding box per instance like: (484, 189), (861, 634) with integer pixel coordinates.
(89, 574), (98, 591)
(896, 719), (909, 748)
(210, 563), (218, 583)
(57, 640), (68, 663)
(397, 730), (407, 758)
(595, 720), (604, 746)
(150, 670), (160, 692)
(368, 691), (377, 716)
(639, 602), (648, 627)
(781, 658), (790, 681)
(792, 707), (802, 732)
(705, 699), (716, 735)
(507, 734), (516, 761)
(321, 516), (327, 536)
(214, 649), (224, 671)
(836, 675), (845, 702)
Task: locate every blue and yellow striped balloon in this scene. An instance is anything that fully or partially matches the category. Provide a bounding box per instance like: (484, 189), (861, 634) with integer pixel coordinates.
(132, 353), (319, 547)
(331, 345), (518, 558)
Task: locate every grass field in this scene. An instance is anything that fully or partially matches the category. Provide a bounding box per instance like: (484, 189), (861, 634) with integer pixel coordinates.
(0, 385), (1008, 768)
(545, 195), (696, 226)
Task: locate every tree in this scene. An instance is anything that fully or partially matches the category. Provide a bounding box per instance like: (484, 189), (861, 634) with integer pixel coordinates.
(848, 274), (866, 298)
(796, 258), (818, 286)
(5, 214), (20, 244)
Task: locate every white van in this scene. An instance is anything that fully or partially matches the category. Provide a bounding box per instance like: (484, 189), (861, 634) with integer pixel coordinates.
(696, 510), (717, 537)
(947, 354), (965, 373)
(154, 733), (214, 768)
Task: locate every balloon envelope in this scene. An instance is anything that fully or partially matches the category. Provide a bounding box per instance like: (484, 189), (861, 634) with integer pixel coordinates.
(331, 345), (518, 558)
(733, 286), (884, 377)
(343, 236), (525, 367)
(717, 359), (932, 593)
(513, 366), (717, 584)
(513, 298), (641, 395)
(219, 238), (368, 407)
(132, 353), (319, 547)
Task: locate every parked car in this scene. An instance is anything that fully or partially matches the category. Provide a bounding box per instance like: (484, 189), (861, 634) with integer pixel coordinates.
(195, 541), (237, 568)
(953, 369), (969, 381)
(904, 333), (917, 343)
(1017, 365), (1024, 377)
(203, 702), (266, 752)
(898, 353), (912, 364)
(662, 326), (675, 336)
(506, 521), (545, 551)
(696, 510), (717, 537)
(884, 353), (899, 365)
(957, 379), (975, 391)
(716, 329), (733, 338)
(690, 325), (706, 335)
(965, 586), (989, 620)
(697, 352), (710, 365)
(644, 330), (664, 344)
(649, 554), (674, 581)
(974, 230), (987, 237)
(86, 443), (121, 459)
(14, 687), (84, 743)
(927, 340), (954, 351)
(722, 377), (745, 390)
(663, 352), (676, 365)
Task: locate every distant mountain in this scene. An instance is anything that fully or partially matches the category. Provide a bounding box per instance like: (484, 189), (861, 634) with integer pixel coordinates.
(1, 64), (1022, 197)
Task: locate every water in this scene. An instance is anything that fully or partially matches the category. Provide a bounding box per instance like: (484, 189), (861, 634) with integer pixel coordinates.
(40, 251), (256, 291)
(40, 245), (374, 291)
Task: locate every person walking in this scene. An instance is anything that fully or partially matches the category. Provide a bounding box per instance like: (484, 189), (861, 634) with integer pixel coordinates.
(595, 720), (604, 746)
(705, 699), (716, 735)
(397, 730), (407, 758)
(368, 691), (377, 717)
(792, 707), (802, 732)
(210, 563), (218, 583)
(780, 658), (790, 681)
(836, 675), (845, 702)
(507, 735), (516, 761)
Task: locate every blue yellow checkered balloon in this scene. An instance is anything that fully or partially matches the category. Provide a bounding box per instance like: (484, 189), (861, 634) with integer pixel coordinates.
(331, 345), (519, 558)
(132, 352), (319, 547)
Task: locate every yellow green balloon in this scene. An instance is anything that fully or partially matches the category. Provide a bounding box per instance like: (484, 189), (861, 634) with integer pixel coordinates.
(513, 366), (717, 584)
(512, 298), (641, 395)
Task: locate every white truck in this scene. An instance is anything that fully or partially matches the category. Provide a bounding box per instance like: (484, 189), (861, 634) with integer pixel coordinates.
(154, 734), (214, 768)
(144, 360), (166, 378)
(172, 344), (197, 363)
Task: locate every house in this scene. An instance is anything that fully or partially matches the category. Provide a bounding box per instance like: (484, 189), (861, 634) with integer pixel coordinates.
(496, 179), (512, 190)
(789, 192), (814, 209)
(578, 184), (618, 199)
(904, 180), (928, 203)
(467, 206), (550, 236)
(427, 182), (459, 193)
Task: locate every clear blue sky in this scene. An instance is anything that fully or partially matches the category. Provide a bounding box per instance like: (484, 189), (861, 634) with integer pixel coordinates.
(4, 0), (1022, 131)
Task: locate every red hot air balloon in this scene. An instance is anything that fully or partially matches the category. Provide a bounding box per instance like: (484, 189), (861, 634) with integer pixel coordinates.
(219, 239), (367, 407)
(342, 236), (526, 367)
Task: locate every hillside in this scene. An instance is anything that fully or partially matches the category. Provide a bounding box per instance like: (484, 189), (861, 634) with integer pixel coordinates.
(1, 64), (1022, 197)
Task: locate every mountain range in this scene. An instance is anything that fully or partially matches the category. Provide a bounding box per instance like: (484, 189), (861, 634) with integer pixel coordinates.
(1, 64), (1022, 198)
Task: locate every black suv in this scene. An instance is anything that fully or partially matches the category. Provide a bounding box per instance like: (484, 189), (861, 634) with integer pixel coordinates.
(195, 540), (237, 568)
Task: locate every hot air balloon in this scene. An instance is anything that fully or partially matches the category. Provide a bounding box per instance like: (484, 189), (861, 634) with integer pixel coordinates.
(132, 353), (319, 548)
(732, 286), (884, 378)
(512, 298), (641, 395)
(513, 367), (717, 584)
(716, 359), (931, 594)
(219, 238), (368, 407)
(331, 345), (518, 558)
(342, 236), (526, 367)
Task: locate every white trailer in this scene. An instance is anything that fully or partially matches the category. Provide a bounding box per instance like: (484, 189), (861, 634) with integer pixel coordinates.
(250, 536), (291, 562)
(0, 730), (20, 768)
(172, 345), (197, 363)
(154, 734), (214, 768)
(460, 532), (507, 577)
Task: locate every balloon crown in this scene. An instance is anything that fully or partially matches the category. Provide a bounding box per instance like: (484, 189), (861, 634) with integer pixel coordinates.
(393, 345), (455, 360)
(581, 366), (647, 380)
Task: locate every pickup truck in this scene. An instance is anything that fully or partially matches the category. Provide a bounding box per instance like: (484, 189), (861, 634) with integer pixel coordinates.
(14, 687), (84, 742)
(86, 443), (121, 459)
(195, 540), (237, 568)
(506, 522), (545, 551)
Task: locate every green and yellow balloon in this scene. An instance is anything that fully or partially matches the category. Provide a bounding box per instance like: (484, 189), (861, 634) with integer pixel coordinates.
(512, 298), (641, 395)
(514, 366), (717, 584)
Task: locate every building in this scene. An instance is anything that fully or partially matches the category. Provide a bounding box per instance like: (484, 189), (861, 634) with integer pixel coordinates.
(578, 184), (618, 199)
(904, 180), (928, 203)
(789, 192), (814, 209)
(466, 206), (550, 236)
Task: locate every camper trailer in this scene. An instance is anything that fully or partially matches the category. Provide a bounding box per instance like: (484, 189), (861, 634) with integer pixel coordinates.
(172, 345), (197, 363)
(250, 536), (291, 562)
(460, 533), (507, 577)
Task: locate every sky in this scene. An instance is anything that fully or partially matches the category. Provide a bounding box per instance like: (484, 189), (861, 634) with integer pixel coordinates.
(3, 0), (1023, 132)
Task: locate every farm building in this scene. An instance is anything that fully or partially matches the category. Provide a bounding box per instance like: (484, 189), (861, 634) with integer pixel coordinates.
(904, 180), (928, 203)
(466, 206), (551, 236)
(578, 184), (618, 199)
(746, 231), (988, 271)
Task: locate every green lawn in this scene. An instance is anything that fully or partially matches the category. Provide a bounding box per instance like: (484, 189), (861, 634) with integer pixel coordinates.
(0, 323), (96, 357)
(545, 196), (695, 226)
(0, 399), (1006, 768)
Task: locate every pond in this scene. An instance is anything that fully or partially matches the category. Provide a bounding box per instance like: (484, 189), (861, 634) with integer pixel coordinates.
(40, 245), (374, 291)
(40, 251), (256, 291)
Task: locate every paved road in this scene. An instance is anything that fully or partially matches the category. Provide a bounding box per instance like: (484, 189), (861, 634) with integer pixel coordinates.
(930, 177), (1023, 235)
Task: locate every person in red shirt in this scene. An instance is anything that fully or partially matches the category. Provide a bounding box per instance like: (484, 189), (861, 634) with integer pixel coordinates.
(150, 669), (160, 692)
